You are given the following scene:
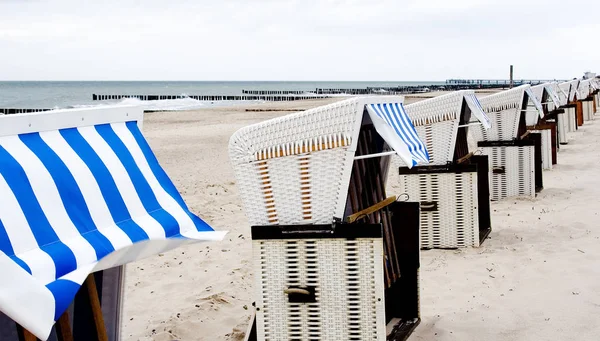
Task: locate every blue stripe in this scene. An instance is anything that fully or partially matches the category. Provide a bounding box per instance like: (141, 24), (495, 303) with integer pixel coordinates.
(394, 103), (429, 161)
(377, 104), (422, 161)
(0, 218), (14, 256)
(19, 132), (115, 260)
(370, 103), (429, 164)
(125, 122), (213, 232)
(0, 218), (32, 274)
(59, 127), (149, 243)
(0, 145), (77, 279)
(46, 279), (81, 321)
(398, 103), (429, 161)
(95, 124), (181, 237)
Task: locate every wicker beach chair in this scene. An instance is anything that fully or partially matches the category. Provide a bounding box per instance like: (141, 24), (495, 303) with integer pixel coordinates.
(470, 85), (545, 201)
(526, 83), (564, 169)
(386, 91), (493, 249)
(592, 79), (600, 114)
(230, 97), (428, 341)
(576, 79), (595, 122)
(559, 80), (581, 130)
(0, 106), (225, 341)
(555, 82), (576, 142)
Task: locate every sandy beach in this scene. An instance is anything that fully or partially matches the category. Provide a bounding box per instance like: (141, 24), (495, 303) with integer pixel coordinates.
(122, 96), (600, 341)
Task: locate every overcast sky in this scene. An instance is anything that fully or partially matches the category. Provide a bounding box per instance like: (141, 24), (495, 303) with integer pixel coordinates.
(0, 0), (597, 81)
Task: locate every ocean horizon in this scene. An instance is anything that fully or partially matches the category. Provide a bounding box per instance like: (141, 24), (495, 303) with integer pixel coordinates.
(0, 80), (446, 111)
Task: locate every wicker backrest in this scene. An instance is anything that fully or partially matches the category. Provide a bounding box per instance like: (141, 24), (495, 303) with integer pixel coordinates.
(559, 79), (580, 103)
(577, 79), (591, 100)
(526, 84), (547, 126)
(229, 96), (404, 226)
(396, 91), (469, 166)
(470, 85), (529, 141)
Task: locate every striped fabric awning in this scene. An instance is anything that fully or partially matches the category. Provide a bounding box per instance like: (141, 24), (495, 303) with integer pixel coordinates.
(464, 93), (492, 129)
(366, 102), (430, 167)
(544, 84), (562, 107)
(0, 114), (225, 340)
(525, 87), (545, 118)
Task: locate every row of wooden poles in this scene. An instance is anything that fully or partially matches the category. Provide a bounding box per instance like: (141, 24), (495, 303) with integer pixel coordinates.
(0, 108), (51, 115)
(91, 94), (329, 101)
(93, 81), (554, 99)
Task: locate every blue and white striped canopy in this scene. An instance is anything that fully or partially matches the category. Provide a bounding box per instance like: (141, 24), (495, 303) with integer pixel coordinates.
(0, 117), (224, 340)
(464, 93), (492, 129)
(366, 102), (430, 167)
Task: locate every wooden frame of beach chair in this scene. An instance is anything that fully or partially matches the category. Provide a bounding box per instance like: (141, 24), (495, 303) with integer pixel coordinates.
(470, 85), (543, 201)
(0, 106), (223, 341)
(386, 91), (492, 249)
(230, 97), (423, 341)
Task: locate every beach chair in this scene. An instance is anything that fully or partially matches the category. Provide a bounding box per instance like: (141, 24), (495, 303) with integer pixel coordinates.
(230, 97), (428, 341)
(526, 83), (563, 169)
(555, 82), (576, 143)
(386, 91), (492, 249)
(576, 79), (595, 122)
(559, 80), (581, 129)
(0, 106), (225, 341)
(470, 85), (545, 201)
(593, 79), (600, 114)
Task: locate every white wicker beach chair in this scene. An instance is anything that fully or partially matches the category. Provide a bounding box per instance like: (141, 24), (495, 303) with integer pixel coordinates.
(471, 85), (544, 201)
(230, 97), (427, 341)
(386, 91), (492, 249)
(577, 79), (595, 121)
(526, 83), (562, 170)
(0, 106), (224, 341)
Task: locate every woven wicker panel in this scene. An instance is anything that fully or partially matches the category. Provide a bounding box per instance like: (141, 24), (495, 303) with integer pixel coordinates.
(395, 172), (479, 248)
(480, 146), (535, 201)
(253, 238), (386, 341)
(557, 113), (569, 144)
(583, 100), (594, 121)
(566, 107), (577, 132)
(559, 80), (579, 102)
(399, 91), (465, 166)
(526, 84), (546, 126)
(530, 130), (552, 170)
(578, 80), (591, 100)
(555, 82), (569, 107)
(471, 86), (527, 142)
(229, 98), (365, 226)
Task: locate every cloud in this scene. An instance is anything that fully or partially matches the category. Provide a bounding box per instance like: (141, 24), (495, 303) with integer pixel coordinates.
(0, 0), (597, 80)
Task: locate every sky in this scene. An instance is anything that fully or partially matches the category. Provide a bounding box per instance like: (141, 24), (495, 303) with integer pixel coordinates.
(0, 0), (598, 81)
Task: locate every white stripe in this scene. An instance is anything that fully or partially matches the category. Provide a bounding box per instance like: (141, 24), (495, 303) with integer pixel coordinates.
(95, 238), (188, 272)
(389, 103), (428, 163)
(39, 130), (133, 250)
(110, 123), (199, 237)
(1, 136), (98, 268)
(0, 173), (56, 284)
(0, 251), (56, 341)
(77, 126), (167, 239)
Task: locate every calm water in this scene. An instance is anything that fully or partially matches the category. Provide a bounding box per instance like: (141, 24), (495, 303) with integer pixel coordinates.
(0, 81), (444, 111)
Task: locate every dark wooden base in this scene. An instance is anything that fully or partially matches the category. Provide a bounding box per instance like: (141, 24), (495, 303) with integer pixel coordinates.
(387, 318), (420, 341)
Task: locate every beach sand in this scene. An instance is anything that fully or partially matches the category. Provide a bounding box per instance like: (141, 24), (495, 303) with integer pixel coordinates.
(122, 96), (600, 340)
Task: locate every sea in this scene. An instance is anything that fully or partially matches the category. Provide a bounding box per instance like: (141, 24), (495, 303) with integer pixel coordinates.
(0, 81), (445, 112)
